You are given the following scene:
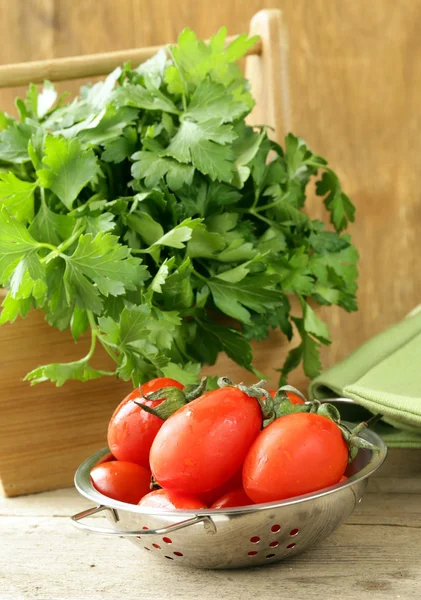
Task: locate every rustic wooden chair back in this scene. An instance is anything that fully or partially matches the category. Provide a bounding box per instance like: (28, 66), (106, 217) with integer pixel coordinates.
(0, 9), (292, 497)
(0, 9), (290, 139)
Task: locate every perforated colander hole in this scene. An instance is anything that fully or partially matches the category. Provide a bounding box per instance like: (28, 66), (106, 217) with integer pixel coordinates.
(152, 543), (161, 549)
(290, 528), (299, 536)
(142, 526), (149, 530)
(269, 541), (279, 548)
(165, 556), (174, 560)
(136, 536), (141, 539)
(287, 543), (296, 549)
(248, 551), (258, 556)
(271, 524), (281, 533)
(144, 547), (150, 551)
(173, 551), (183, 557)
(250, 536), (260, 543)
(266, 554), (276, 559)
(163, 537), (172, 544)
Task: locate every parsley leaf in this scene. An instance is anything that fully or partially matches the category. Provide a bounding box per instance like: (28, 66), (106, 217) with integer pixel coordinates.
(161, 361), (201, 385)
(0, 207), (40, 285)
(166, 119), (236, 181)
(208, 274), (282, 324)
(0, 122), (34, 163)
(99, 305), (176, 385)
(102, 126), (137, 163)
(29, 199), (76, 245)
(0, 173), (37, 223)
(0, 29), (358, 387)
(25, 360), (111, 387)
(9, 253), (47, 302)
(159, 258), (194, 310)
(113, 83), (180, 115)
(195, 317), (254, 371)
(37, 136), (99, 209)
(131, 150), (194, 190)
(64, 232), (148, 311)
(185, 78), (247, 123)
(316, 170), (355, 232)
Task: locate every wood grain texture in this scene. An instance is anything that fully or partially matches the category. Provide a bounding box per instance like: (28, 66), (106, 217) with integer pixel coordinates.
(245, 9), (291, 139)
(1, 0), (420, 373)
(1, 0), (421, 494)
(1, 488), (421, 599)
(0, 38), (261, 87)
(0, 309), (132, 497)
(0, 303), (305, 497)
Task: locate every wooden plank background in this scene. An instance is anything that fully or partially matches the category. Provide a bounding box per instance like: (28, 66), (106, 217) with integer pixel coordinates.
(1, 0), (421, 376)
(2, 488), (421, 599)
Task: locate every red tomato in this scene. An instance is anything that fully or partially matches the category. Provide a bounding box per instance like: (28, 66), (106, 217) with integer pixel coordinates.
(150, 387), (262, 495)
(243, 412), (348, 503)
(339, 475), (348, 483)
(107, 378), (183, 468)
(138, 489), (206, 510)
(211, 488), (253, 509)
(90, 461), (151, 505)
(269, 390), (305, 405)
(199, 469), (243, 506)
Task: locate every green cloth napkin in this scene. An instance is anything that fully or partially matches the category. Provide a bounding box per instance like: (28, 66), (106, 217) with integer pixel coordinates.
(309, 308), (421, 447)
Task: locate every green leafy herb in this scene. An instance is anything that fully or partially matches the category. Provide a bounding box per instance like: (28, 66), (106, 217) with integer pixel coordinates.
(37, 136), (99, 210)
(0, 26), (358, 387)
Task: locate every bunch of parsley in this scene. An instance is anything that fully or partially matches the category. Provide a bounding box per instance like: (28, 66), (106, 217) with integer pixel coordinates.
(0, 29), (358, 387)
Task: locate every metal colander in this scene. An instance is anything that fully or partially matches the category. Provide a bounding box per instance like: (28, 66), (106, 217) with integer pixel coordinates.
(71, 404), (387, 569)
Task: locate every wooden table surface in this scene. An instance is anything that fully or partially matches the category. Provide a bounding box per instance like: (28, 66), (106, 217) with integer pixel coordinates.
(1, 484), (421, 600)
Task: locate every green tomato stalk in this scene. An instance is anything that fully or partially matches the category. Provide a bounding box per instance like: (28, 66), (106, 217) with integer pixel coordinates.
(135, 375), (381, 463)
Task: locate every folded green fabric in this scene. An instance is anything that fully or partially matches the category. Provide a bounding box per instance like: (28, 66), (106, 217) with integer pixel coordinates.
(309, 308), (421, 447)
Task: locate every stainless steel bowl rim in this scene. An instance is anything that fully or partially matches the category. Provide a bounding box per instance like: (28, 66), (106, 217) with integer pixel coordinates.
(74, 401), (387, 518)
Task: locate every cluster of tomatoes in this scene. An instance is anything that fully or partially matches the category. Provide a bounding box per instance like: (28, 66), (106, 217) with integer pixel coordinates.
(90, 377), (350, 510)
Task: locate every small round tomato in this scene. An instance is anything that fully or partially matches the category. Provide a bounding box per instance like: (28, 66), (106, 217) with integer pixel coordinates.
(243, 412), (348, 503)
(211, 488), (253, 509)
(138, 489), (206, 510)
(199, 469), (243, 506)
(90, 461), (151, 505)
(150, 386), (262, 495)
(339, 475), (348, 483)
(269, 390), (305, 405)
(107, 378), (183, 468)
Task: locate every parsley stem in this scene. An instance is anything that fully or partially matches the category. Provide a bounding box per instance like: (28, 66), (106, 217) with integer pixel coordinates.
(305, 159), (326, 170)
(254, 193), (289, 213)
(250, 210), (274, 227)
(57, 224), (85, 253)
(130, 247), (149, 254)
(195, 259), (212, 274)
(91, 314), (121, 364)
(37, 242), (59, 253)
(167, 45), (188, 110)
(191, 266), (207, 282)
(84, 313), (117, 375)
(39, 224), (86, 264)
(98, 336), (120, 363)
(251, 190), (260, 210)
(86, 311), (98, 361)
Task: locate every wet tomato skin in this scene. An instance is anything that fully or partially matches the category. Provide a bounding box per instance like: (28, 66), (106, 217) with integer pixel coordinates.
(243, 412), (348, 503)
(90, 461), (151, 505)
(199, 469), (243, 506)
(138, 488), (206, 510)
(150, 387), (262, 495)
(211, 487), (254, 509)
(107, 378), (183, 468)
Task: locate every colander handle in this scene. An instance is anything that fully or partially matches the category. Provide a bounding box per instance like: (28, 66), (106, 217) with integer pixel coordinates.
(71, 504), (217, 535)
